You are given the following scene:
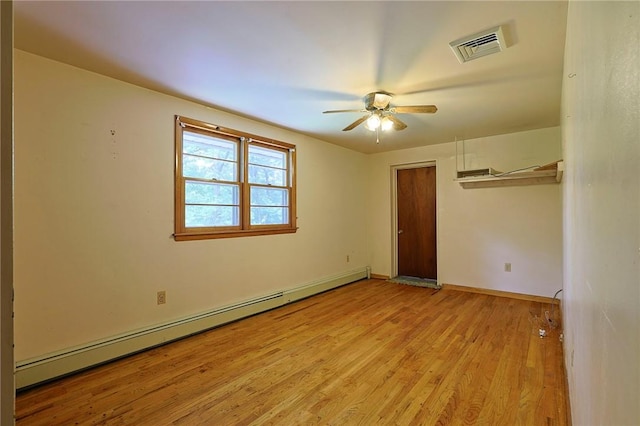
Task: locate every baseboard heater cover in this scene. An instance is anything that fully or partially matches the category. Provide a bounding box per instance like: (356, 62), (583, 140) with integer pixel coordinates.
(16, 268), (368, 389)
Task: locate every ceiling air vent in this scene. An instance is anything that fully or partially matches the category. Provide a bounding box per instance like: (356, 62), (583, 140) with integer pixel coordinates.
(449, 26), (506, 63)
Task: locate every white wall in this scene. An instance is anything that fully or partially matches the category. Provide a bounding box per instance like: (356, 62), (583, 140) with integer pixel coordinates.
(13, 50), (369, 362)
(562, 1), (640, 424)
(368, 127), (563, 297)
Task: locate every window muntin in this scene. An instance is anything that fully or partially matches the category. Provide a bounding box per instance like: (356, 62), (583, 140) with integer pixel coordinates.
(175, 116), (297, 240)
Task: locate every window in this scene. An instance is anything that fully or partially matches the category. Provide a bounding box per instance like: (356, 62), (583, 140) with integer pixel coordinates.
(174, 116), (297, 241)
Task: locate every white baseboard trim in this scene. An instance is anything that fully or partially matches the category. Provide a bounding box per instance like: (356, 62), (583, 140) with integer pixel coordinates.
(16, 268), (368, 390)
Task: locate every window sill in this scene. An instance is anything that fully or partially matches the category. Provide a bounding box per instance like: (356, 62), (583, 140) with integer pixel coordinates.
(174, 227), (298, 241)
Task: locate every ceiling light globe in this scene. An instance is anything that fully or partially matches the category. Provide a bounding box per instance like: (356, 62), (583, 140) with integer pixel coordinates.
(381, 116), (394, 131)
(365, 114), (381, 131)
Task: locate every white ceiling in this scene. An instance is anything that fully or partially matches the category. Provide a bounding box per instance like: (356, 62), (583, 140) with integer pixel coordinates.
(14, 1), (568, 154)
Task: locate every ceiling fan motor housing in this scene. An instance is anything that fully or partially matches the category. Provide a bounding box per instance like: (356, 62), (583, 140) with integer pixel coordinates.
(364, 92), (393, 111)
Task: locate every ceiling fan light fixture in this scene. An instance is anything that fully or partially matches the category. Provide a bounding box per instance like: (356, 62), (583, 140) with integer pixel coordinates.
(380, 116), (394, 131)
(365, 113), (381, 131)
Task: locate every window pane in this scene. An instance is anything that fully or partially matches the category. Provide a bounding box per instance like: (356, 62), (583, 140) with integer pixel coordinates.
(251, 187), (288, 206)
(248, 164), (286, 186)
(249, 145), (286, 168)
(186, 182), (239, 205)
(185, 205), (239, 227)
(183, 155), (237, 181)
(183, 131), (237, 161)
(251, 207), (288, 225)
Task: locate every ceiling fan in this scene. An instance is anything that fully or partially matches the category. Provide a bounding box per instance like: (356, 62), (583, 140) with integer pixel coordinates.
(323, 91), (438, 138)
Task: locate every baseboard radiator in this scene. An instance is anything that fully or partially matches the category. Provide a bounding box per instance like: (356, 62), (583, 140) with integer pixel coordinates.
(16, 268), (368, 390)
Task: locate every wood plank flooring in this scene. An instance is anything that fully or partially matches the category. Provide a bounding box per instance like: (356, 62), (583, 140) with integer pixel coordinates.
(15, 279), (569, 425)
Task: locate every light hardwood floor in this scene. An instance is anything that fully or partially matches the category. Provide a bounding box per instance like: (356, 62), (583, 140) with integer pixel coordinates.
(16, 279), (569, 425)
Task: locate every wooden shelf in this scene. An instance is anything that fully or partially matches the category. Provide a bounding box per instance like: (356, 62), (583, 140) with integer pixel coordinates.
(456, 160), (563, 189)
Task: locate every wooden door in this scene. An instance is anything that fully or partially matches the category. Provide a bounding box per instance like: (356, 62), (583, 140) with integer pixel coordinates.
(397, 166), (437, 279)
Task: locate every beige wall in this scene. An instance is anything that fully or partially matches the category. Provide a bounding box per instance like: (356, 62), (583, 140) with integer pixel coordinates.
(1, 1), (14, 423)
(367, 127), (563, 297)
(562, 1), (640, 424)
(14, 50), (369, 361)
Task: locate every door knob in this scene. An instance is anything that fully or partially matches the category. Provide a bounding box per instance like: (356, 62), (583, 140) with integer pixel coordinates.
(398, 230), (404, 234)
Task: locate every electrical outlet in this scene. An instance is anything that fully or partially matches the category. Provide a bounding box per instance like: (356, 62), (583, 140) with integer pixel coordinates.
(157, 291), (166, 305)
(504, 262), (512, 272)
